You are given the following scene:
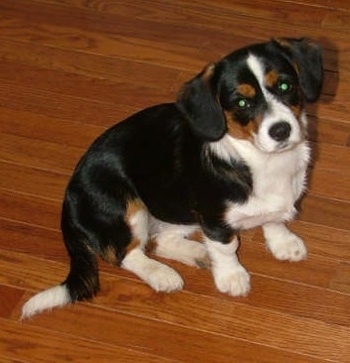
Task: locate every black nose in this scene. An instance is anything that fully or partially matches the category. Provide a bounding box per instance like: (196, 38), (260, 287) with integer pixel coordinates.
(269, 121), (291, 141)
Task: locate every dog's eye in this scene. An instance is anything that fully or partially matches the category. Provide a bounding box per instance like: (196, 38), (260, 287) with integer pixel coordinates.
(236, 98), (250, 109)
(278, 81), (292, 94)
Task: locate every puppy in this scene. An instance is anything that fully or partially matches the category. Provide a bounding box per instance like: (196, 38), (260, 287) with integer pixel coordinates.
(22, 38), (323, 318)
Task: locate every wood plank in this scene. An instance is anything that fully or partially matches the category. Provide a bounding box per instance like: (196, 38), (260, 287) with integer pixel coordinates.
(0, 161), (67, 200)
(308, 115), (350, 147)
(284, 0), (350, 11)
(0, 286), (24, 319)
(308, 168), (350, 201)
(0, 189), (60, 230)
(314, 143), (350, 171)
(0, 0), (347, 73)
(0, 356), (27, 363)
(0, 318), (177, 363)
(0, 85), (134, 127)
(18, 289), (350, 363)
(330, 262), (350, 294)
(99, 272), (350, 328)
(0, 108), (104, 149)
(0, 132), (81, 174)
(280, 220), (350, 262)
(0, 39), (183, 91)
(0, 60), (171, 108)
(299, 195), (350, 231)
(17, 312), (324, 363)
(0, 218), (65, 262)
(0, 10), (203, 71)
(20, 0), (350, 47)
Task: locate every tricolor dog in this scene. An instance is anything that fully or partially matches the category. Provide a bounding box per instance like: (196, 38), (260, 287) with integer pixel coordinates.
(22, 38), (323, 318)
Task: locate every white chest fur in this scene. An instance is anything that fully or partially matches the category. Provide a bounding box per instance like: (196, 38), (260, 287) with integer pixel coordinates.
(219, 136), (310, 230)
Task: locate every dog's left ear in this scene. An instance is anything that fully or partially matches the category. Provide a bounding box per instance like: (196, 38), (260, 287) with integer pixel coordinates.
(176, 64), (227, 141)
(272, 38), (323, 103)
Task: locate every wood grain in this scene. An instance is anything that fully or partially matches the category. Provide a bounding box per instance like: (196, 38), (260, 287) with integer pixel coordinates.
(1, 0), (349, 362)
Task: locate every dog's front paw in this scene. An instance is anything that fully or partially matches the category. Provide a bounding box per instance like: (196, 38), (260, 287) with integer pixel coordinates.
(148, 263), (184, 293)
(213, 266), (251, 296)
(267, 234), (307, 262)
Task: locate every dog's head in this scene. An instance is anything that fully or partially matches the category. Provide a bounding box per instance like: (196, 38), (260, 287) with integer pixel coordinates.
(177, 38), (323, 153)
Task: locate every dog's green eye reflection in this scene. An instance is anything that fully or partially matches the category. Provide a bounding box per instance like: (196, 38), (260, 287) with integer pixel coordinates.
(279, 82), (291, 93)
(238, 99), (247, 108)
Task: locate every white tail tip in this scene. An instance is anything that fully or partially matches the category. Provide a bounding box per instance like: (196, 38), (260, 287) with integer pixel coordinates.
(21, 284), (71, 320)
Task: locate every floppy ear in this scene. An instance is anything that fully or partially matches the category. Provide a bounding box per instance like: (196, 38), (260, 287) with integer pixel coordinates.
(176, 64), (227, 141)
(272, 38), (323, 103)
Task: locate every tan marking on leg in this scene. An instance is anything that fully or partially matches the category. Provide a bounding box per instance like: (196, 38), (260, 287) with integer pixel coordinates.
(145, 237), (157, 254)
(187, 229), (203, 242)
(125, 198), (145, 221)
(124, 199), (148, 255)
(125, 238), (142, 255)
(182, 229), (211, 269)
(102, 245), (119, 265)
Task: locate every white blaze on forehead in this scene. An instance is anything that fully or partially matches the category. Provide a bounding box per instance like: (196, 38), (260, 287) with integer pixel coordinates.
(246, 53), (277, 104)
(246, 53), (265, 89)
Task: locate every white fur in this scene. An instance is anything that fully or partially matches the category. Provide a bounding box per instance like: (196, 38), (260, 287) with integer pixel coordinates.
(206, 134), (241, 162)
(205, 236), (250, 296)
(21, 284), (71, 319)
(121, 248), (184, 292)
(263, 222), (307, 261)
(224, 139), (310, 230)
(150, 220), (207, 267)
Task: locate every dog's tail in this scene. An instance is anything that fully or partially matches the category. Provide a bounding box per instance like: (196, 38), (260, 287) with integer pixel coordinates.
(21, 195), (100, 319)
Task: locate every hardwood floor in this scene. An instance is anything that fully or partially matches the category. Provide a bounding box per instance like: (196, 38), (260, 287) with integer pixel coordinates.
(0, 1), (349, 362)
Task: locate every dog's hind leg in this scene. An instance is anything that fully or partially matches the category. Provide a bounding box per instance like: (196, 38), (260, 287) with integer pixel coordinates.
(120, 200), (184, 292)
(122, 248), (184, 292)
(150, 221), (209, 268)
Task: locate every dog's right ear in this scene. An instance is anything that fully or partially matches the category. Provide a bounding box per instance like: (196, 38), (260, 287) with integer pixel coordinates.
(272, 38), (323, 103)
(176, 64), (227, 141)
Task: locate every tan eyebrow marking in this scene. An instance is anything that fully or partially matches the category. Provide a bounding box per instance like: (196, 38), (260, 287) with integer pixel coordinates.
(237, 83), (256, 98)
(265, 70), (279, 88)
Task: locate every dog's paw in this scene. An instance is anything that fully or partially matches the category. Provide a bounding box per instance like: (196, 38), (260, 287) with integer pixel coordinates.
(147, 263), (184, 293)
(213, 266), (251, 297)
(267, 234), (307, 262)
(122, 249), (184, 293)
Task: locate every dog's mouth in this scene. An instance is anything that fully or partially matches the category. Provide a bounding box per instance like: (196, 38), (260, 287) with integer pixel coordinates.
(254, 135), (301, 154)
(276, 140), (291, 151)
